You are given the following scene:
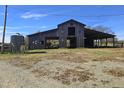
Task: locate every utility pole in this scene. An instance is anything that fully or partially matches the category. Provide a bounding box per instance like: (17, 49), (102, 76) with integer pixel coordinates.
(1, 5), (7, 53)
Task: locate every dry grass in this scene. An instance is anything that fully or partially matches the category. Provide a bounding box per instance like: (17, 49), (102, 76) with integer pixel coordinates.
(104, 68), (124, 77)
(0, 48), (124, 88)
(0, 48), (124, 69)
(101, 80), (110, 85)
(31, 68), (51, 78)
(53, 69), (94, 85)
(84, 48), (124, 62)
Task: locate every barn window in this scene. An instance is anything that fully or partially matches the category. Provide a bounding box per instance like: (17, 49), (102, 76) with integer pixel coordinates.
(68, 27), (75, 36)
(70, 22), (74, 26)
(41, 41), (44, 45)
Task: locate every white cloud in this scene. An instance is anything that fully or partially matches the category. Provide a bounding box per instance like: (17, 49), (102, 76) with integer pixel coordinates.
(0, 30), (27, 43)
(0, 26), (3, 29)
(0, 30), (10, 43)
(0, 26), (26, 43)
(21, 12), (48, 19)
(0, 34), (10, 43)
(0, 12), (9, 16)
(0, 30), (3, 33)
(41, 26), (47, 29)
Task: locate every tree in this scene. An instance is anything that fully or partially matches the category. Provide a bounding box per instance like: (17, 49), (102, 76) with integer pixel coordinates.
(93, 25), (115, 34)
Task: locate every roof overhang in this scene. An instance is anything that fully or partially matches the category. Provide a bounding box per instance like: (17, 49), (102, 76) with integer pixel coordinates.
(84, 28), (116, 39)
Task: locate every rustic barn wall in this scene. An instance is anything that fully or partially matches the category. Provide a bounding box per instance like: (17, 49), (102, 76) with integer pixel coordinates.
(28, 29), (58, 49)
(58, 21), (85, 48)
(28, 34), (43, 49)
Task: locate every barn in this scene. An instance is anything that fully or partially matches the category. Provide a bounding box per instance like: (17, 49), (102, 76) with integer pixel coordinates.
(27, 19), (116, 49)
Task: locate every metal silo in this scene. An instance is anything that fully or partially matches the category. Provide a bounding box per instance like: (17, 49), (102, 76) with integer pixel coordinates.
(11, 33), (24, 52)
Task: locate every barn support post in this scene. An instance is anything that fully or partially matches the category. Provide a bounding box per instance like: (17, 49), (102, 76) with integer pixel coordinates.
(44, 38), (47, 49)
(95, 39), (97, 47)
(121, 43), (123, 48)
(93, 39), (96, 47)
(93, 40), (95, 47)
(106, 38), (108, 47)
(113, 37), (115, 47)
(100, 39), (102, 47)
(98, 35), (99, 48)
(96, 39), (98, 47)
(98, 39), (100, 48)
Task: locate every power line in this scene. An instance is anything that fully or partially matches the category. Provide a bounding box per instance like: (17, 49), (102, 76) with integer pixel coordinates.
(10, 7), (124, 18)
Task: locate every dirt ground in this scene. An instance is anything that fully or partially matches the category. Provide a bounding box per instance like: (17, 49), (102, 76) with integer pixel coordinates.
(0, 48), (124, 88)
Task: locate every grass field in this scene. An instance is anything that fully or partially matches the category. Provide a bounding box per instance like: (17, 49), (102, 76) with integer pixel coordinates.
(0, 48), (124, 65)
(0, 48), (124, 87)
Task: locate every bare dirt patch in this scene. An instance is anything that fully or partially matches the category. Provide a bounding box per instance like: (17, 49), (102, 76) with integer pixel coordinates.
(53, 69), (94, 85)
(104, 68), (124, 77)
(31, 67), (51, 78)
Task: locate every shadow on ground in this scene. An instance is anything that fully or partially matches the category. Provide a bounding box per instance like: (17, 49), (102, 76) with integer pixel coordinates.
(25, 51), (47, 54)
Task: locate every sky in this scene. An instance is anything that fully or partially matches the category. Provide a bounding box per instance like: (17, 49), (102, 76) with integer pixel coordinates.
(0, 5), (124, 43)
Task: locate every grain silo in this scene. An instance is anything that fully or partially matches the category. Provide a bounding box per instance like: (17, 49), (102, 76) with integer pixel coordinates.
(11, 33), (24, 52)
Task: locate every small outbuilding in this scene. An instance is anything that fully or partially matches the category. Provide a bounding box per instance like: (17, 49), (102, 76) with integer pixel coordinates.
(11, 34), (25, 52)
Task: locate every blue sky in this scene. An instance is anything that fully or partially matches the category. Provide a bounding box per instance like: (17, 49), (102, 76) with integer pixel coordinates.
(0, 5), (124, 43)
